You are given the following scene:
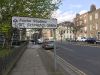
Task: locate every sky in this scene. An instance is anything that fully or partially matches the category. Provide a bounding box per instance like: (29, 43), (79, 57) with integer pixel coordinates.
(52, 0), (100, 23)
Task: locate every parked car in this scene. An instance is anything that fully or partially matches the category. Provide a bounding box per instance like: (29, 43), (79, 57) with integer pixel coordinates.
(77, 37), (87, 42)
(42, 41), (54, 49)
(37, 38), (43, 44)
(96, 40), (100, 44)
(31, 39), (35, 43)
(85, 38), (96, 44)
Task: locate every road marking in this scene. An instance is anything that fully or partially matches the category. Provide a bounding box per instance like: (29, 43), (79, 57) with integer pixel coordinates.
(57, 56), (87, 75)
(66, 42), (100, 48)
(47, 51), (87, 75)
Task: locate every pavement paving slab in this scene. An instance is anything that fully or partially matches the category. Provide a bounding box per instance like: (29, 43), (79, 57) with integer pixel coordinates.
(9, 42), (48, 75)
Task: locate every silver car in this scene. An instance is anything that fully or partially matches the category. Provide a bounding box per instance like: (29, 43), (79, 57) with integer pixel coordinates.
(42, 41), (54, 49)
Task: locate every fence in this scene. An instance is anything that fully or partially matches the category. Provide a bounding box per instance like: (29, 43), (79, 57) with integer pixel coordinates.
(0, 42), (27, 75)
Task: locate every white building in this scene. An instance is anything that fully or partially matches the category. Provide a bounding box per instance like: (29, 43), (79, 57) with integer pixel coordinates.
(56, 21), (74, 41)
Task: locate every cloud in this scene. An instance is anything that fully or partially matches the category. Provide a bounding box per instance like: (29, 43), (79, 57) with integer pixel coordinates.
(51, 9), (88, 23)
(52, 10), (76, 23)
(79, 10), (87, 14)
(69, 4), (82, 9)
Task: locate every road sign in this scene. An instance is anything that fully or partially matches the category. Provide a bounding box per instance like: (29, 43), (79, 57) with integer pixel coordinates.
(12, 16), (57, 29)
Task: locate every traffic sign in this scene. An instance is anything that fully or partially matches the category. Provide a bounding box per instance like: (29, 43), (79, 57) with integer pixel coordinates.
(12, 16), (57, 29)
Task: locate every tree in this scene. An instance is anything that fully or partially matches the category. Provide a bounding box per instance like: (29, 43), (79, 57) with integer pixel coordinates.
(58, 26), (65, 42)
(0, 0), (62, 48)
(0, 0), (61, 19)
(73, 25), (84, 41)
(0, 23), (11, 48)
(73, 14), (85, 41)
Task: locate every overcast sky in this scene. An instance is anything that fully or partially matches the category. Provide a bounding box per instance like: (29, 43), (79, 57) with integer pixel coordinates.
(52, 0), (100, 23)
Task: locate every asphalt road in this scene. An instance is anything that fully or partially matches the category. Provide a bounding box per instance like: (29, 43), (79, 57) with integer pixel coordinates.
(56, 42), (100, 75)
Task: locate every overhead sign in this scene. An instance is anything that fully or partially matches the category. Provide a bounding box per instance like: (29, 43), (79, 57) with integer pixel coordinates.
(12, 16), (57, 29)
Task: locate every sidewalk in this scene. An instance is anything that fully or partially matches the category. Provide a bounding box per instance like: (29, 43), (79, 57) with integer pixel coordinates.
(9, 42), (48, 75)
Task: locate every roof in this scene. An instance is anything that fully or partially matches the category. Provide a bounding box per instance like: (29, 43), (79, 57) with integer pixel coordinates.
(58, 21), (74, 27)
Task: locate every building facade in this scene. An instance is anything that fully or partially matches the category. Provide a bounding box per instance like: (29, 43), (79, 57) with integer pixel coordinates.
(56, 21), (74, 41)
(74, 4), (100, 40)
(42, 29), (51, 39)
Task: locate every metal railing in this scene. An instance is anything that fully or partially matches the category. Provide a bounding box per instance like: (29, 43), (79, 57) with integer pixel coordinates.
(0, 42), (27, 75)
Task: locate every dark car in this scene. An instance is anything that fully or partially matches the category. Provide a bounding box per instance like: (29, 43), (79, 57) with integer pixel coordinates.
(85, 38), (96, 44)
(31, 39), (35, 43)
(42, 41), (54, 49)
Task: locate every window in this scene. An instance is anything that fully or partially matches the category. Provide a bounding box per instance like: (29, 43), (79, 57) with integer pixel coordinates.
(84, 14), (86, 18)
(71, 27), (73, 33)
(80, 21), (83, 25)
(84, 27), (87, 31)
(84, 19), (86, 23)
(90, 25), (92, 31)
(84, 34), (87, 37)
(95, 13), (98, 19)
(96, 23), (98, 30)
(70, 27), (71, 33)
(80, 16), (82, 19)
(90, 15), (92, 20)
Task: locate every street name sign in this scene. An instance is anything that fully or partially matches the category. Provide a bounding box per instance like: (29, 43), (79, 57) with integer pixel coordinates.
(12, 16), (57, 29)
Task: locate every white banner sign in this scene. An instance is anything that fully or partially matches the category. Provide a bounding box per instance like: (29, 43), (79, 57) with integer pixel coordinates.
(12, 16), (57, 29)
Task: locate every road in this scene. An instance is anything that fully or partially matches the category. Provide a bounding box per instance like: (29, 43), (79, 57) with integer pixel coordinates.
(56, 42), (100, 75)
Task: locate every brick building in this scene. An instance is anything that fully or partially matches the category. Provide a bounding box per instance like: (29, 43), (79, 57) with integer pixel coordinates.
(74, 4), (100, 40)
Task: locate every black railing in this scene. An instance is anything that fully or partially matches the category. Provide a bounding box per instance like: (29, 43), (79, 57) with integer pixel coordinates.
(0, 42), (27, 75)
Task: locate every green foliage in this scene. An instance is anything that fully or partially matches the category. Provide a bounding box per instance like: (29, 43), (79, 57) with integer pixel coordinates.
(0, 0), (61, 19)
(0, 23), (11, 33)
(0, 0), (61, 47)
(0, 0), (61, 32)
(0, 48), (13, 57)
(73, 23), (85, 41)
(73, 25), (84, 34)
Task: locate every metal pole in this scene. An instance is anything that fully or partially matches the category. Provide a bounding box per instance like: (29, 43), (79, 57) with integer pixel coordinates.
(61, 35), (62, 42)
(53, 29), (57, 71)
(19, 29), (22, 41)
(2, 38), (5, 48)
(11, 33), (14, 47)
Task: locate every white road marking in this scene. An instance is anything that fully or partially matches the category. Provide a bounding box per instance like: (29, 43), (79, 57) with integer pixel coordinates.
(47, 51), (87, 75)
